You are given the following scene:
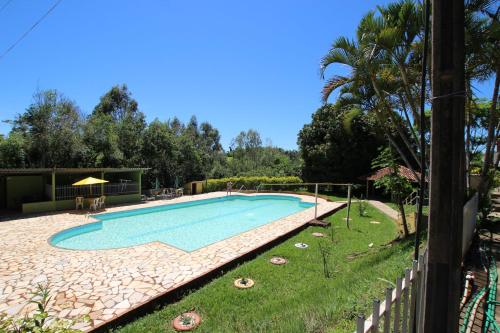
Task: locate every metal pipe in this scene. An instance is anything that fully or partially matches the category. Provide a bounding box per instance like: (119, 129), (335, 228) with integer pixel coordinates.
(314, 183), (318, 219)
(346, 184), (352, 229)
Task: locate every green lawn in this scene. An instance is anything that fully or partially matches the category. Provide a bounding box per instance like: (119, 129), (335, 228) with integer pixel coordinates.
(114, 203), (415, 333)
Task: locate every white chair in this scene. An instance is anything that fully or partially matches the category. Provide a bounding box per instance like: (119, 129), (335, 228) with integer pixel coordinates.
(159, 188), (167, 199)
(89, 198), (99, 211)
(75, 197), (84, 210)
(98, 196), (106, 209)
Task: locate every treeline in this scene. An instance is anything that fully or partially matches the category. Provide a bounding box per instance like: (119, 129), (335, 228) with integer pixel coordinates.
(0, 85), (301, 188)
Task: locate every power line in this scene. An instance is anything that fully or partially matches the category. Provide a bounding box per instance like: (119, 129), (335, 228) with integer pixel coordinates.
(0, 0), (63, 61)
(0, 0), (14, 14)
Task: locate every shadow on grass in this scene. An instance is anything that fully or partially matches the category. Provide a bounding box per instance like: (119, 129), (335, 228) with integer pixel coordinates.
(347, 235), (416, 263)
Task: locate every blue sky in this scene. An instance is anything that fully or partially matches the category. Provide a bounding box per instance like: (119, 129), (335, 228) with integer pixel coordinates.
(0, 0), (494, 150)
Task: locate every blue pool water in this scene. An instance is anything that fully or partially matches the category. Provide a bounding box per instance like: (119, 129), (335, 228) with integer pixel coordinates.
(50, 195), (314, 251)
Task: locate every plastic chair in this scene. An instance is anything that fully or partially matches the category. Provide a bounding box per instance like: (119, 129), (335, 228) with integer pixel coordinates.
(89, 198), (99, 211)
(75, 196), (84, 210)
(98, 196), (106, 209)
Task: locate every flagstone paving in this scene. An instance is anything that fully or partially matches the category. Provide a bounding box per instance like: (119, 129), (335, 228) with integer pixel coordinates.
(0, 192), (343, 332)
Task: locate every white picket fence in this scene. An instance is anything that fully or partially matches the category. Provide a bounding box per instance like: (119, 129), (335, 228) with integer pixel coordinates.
(355, 249), (428, 333)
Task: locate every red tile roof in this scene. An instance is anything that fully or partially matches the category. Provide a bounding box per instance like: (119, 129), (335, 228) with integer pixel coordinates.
(361, 165), (423, 182)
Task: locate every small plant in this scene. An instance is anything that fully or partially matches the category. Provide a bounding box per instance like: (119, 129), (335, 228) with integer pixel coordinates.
(179, 314), (194, 326)
(357, 196), (368, 217)
(172, 311), (201, 331)
(317, 241), (332, 278)
(0, 284), (87, 333)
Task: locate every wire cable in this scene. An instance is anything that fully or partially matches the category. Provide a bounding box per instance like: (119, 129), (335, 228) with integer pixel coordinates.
(0, 0), (14, 14)
(0, 0), (63, 62)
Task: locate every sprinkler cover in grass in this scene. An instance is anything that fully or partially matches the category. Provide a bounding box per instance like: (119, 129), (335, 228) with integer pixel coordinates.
(295, 242), (309, 249)
(234, 277), (255, 289)
(172, 311), (201, 331)
(270, 256), (288, 265)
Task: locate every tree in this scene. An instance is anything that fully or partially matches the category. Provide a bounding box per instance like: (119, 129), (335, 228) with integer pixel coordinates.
(298, 104), (384, 182)
(82, 113), (123, 167)
(0, 132), (26, 168)
(12, 89), (84, 167)
(175, 134), (203, 184)
(372, 146), (413, 237)
(141, 119), (177, 188)
(225, 129), (301, 177)
(320, 0), (425, 179)
(88, 84), (146, 167)
(464, 0), (499, 198)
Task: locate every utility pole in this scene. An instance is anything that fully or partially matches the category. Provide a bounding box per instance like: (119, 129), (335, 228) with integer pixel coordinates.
(423, 0), (465, 332)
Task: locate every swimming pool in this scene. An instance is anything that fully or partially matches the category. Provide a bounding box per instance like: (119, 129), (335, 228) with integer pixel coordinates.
(50, 195), (314, 251)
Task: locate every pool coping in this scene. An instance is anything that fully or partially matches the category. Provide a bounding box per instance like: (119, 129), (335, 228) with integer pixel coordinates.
(0, 192), (344, 332)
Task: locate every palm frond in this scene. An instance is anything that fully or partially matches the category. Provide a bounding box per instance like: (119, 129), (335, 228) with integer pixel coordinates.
(321, 76), (353, 103)
(319, 38), (358, 78)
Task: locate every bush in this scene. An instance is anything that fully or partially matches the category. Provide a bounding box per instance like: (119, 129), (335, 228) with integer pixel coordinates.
(205, 176), (302, 192)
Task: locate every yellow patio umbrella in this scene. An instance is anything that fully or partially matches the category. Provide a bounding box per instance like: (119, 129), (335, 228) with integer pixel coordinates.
(72, 177), (108, 195)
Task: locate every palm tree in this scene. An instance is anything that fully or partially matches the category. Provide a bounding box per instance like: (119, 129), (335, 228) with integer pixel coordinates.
(320, 1), (424, 181)
(464, 0), (500, 200)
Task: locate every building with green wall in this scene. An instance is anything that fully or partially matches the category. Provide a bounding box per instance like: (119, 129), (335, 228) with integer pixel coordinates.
(0, 168), (147, 214)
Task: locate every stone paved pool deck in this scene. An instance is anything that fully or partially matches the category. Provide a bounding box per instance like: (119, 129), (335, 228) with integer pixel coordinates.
(0, 192), (343, 332)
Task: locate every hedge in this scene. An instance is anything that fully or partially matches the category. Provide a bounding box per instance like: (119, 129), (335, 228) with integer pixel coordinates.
(205, 176), (302, 192)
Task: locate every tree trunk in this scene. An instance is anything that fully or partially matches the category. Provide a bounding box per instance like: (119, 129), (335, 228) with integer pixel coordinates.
(478, 68), (499, 199)
(397, 62), (421, 129)
(371, 76), (422, 169)
(398, 199), (410, 237)
(372, 108), (422, 182)
(387, 136), (421, 182)
(397, 93), (420, 147)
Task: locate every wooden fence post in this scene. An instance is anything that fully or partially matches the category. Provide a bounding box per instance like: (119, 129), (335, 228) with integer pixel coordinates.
(384, 287), (393, 333)
(394, 277), (403, 333)
(409, 260), (418, 332)
(372, 299), (381, 333)
(402, 268), (411, 333)
(357, 314), (365, 333)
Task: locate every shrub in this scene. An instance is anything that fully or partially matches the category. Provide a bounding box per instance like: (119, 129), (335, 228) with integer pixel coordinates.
(205, 176), (302, 192)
